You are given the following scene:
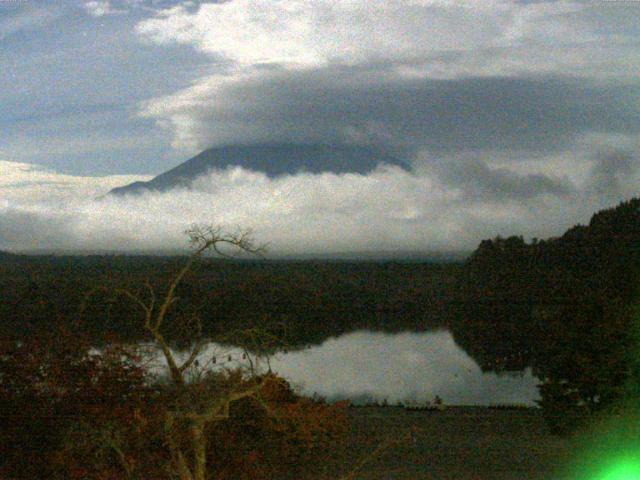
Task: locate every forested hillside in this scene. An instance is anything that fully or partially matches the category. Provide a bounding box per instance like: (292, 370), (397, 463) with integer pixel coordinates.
(453, 197), (640, 432)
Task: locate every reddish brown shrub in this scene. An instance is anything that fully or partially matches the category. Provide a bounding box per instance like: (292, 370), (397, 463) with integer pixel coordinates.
(0, 327), (152, 479)
(1, 332), (349, 480)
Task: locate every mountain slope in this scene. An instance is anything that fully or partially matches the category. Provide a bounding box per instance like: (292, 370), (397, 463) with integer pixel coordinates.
(109, 144), (409, 195)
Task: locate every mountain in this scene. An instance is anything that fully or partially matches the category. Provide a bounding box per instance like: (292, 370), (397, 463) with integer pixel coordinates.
(109, 144), (409, 195)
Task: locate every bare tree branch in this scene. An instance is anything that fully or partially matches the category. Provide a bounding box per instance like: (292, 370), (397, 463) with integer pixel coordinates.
(114, 224), (268, 480)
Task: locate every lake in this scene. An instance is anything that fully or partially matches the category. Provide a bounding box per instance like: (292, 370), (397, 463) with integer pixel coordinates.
(142, 329), (541, 406)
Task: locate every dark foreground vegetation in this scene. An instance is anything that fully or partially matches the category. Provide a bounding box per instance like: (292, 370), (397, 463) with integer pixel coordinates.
(0, 197), (639, 477)
(0, 324), (349, 479)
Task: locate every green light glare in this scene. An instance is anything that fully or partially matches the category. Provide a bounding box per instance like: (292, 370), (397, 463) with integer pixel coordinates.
(598, 457), (640, 480)
(558, 288), (640, 480)
(556, 407), (640, 480)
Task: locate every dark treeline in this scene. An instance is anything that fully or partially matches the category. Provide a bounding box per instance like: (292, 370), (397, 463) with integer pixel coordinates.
(452, 197), (640, 432)
(0, 254), (460, 348)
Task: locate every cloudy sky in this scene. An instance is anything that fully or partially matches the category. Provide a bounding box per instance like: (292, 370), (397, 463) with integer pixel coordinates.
(1, 0), (639, 254)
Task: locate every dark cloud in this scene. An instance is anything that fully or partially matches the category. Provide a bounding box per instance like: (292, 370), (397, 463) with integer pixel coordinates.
(145, 67), (640, 160)
(588, 148), (638, 203)
(429, 157), (575, 202)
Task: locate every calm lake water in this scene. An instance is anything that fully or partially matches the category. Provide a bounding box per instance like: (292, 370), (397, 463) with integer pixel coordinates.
(141, 329), (540, 406)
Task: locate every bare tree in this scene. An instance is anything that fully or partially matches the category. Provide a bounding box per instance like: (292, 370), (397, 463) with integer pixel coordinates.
(116, 224), (275, 480)
(117, 225), (265, 385)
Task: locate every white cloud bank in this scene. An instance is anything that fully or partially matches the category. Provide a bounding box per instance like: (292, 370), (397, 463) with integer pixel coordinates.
(0, 160), (150, 205)
(135, 0), (598, 71)
(1, 139), (638, 254)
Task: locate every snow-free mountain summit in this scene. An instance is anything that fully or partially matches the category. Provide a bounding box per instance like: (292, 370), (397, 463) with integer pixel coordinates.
(109, 144), (409, 196)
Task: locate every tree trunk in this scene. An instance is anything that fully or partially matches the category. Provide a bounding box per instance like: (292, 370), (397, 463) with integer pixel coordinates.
(192, 421), (207, 480)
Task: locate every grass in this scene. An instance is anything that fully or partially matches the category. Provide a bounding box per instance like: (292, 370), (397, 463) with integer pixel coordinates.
(327, 406), (570, 480)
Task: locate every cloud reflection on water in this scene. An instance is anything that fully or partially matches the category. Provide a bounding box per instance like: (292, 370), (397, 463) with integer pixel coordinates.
(146, 329), (540, 406)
